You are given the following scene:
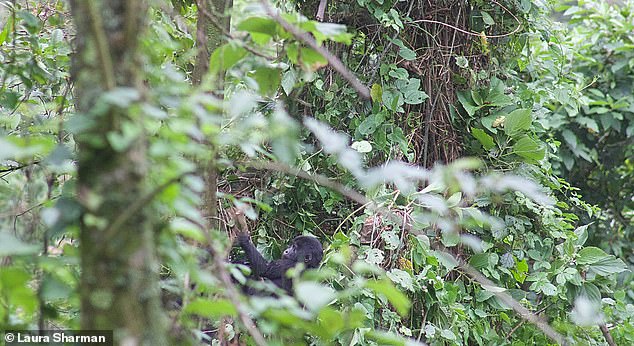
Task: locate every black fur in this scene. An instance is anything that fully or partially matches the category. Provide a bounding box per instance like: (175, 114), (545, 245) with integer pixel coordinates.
(235, 235), (323, 294)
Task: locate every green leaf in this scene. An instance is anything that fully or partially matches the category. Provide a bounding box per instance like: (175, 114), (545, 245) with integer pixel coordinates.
(312, 22), (353, 44)
(455, 56), (468, 68)
(351, 140), (372, 153)
(469, 253), (490, 269)
(457, 91), (480, 116)
(295, 282), (336, 311)
(184, 298), (237, 318)
(209, 43), (247, 74)
(366, 279), (411, 316)
(471, 128), (495, 150)
(579, 283), (601, 303)
(440, 329), (457, 341)
(577, 246), (608, 265)
(574, 224), (590, 246)
(485, 78), (514, 107)
(237, 17), (278, 38)
(542, 282), (557, 296)
(398, 46), (416, 60)
(252, 67), (282, 95)
(357, 112), (384, 135)
(0, 15), (12, 45)
(512, 136), (545, 162)
(387, 269), (414, 291)
(395, 78), (428, 105)
(481, 11), (495, 25)
(370, 83), (383, 103)
(287, 46), (327, 71)
(588, 256), (627, 276)
(504, 109), (532, 137)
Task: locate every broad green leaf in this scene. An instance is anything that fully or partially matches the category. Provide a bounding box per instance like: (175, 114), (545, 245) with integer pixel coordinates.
(395, 78), (428, 105)
(387, 269), (414, 291)
(481, 11), (495, 25)
(237, 17), (278, 37)
(252, 67), (282, 95)
(578, 283), (601, 303)
(287, 46), (327, 71)
(469, 253), (490, 269)
(455, 56), (468, 68)
(542, 282), (557, 296)
(574, 224), (590, 246)
(440, 329), (457, 340)
(457, 91), (480, 116)
(295, 282), (336, 311)
(0, 91), (19, 109)
(0, 15), (12, 45)
(184, 298), (237, 318)
(357, 113), (384, 135)
(364, 248), (385, 265)
(366, 279), (411, 316)
(471, 90), (484, 106)
(317, 307), (346, 339)
(209, 43), (247, 74)
(0, 268), (37, 314)
(351, 140), (372, 153)
(577, 246), (608, 265)
(446, 192), (462, 208)
(485, 78), (514, 107)
(312, 22), (353, 44)
(370, 83), (383, 103)
(588, 256), (627, 276)
(512, 136), (545, 162)
(170, 218), (206, 242)
(398, 46), (416, 60)
(471, 127), (495, 150)
(504, 109), (532, 137)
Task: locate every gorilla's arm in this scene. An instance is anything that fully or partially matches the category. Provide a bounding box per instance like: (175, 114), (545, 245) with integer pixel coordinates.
(237, 234), (270, 277)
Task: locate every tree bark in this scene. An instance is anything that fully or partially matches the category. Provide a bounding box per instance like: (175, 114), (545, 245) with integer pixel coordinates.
(69, 1), (168, 344)
(193, 0), (233, 231)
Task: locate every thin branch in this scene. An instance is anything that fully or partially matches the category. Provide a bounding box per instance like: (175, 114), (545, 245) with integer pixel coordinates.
(600, 324), (616, 346)
(243, 159), (568, 346)
(84, 1), (115, 90)
(0, 161), (39, 173)
(408, 0), (522, 39)
(246, 161), (369, 206)
(315, 0), (327, 21)
(197, 2), (276, 61)
(199, 218), (268, 346)
(259, 0), (370, 99)
(208, 249), (267, 346)
(505, 303), (551, 339)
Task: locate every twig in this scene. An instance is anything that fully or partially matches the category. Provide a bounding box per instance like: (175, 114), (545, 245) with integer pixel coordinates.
(600, 324), (616, 346)
(246, 161), (369, 206)
(84, 1), (115, 89)
(505, 303), (551, 339)
(210, 250), (267, 346)
(259, 0), (370, 99)
(315, 0), (327, 21)
(243, 159), (567, 345)
(408, 0), (522, 39)
(197, 2), (276, 61)
(0, 161), (39, 173)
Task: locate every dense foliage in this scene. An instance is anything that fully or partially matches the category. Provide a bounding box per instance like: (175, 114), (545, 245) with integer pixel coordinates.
(0, 0), (632, 345)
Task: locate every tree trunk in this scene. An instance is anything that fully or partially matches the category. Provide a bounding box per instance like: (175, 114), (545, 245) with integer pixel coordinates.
(69, 1), (168, 344)
(193, 0), (233, 231)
